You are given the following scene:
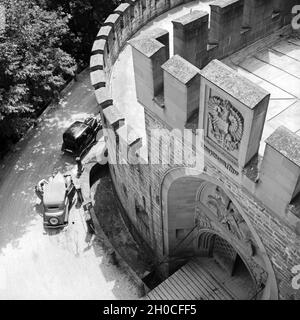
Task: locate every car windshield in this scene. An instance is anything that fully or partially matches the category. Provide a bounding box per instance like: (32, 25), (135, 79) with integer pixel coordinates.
(45, 204), (64, 211)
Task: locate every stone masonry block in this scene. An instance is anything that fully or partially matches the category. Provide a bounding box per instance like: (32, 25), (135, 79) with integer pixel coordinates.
(172, 10), (209, 67)
(162, 54), (200, 85)
(90, 69), (106, 90)
(129, 36), (166, 58)
(114, 3), (131, 15)
(96, 25), (113, 40)
(138, 28), (170, 57)
(172, 10), (209, 30)
(90, 54), (104, 71)
(117, 124), (142, 147)
(265, 126), (300, 168)
(104, 13), (121, 28)
(129, 35), (168, 110)
(210, 0), (243, 13)
(201, 59), (268, 109)
(116, 124), (143, 164)
(162, 55), (201, 129)
(91, 39), (107, 54)
(200, 59), (269, 175)
(103, 105), (125, 131)
(257, 126), (300, 216)
(94, 87), (113, 109)
(242, 0), (274, 31)
(209, 0), (244, 46)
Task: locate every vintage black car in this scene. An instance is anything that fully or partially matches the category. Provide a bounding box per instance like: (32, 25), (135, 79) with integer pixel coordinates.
(62, 115), (102, 158)
(43, 172), (75, 228)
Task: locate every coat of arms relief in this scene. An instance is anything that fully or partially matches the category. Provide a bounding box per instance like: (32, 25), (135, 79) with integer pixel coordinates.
(207, 96), (244, 153)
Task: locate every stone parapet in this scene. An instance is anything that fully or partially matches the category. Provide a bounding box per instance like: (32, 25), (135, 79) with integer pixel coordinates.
(257, 126), (300, 216)
(103, 105), (125, 131)
(172, 10), (209, 68)
(162, 55), (201, 129)
(129, 32), (169, 112)
(137, 27), (170, 57)
(198, 59), (270, 182)
(90, 69), (106, 90)
(90, 54), (104, 71)
(90, 0), (298, 173)
(117, 125), (143, 164)
(171, 0), (298, 67)
(91, 39), (106, 54)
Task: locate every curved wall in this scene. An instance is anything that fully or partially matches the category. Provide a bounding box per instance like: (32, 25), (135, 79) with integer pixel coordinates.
(90, 0), (296, 110)
(90, 0), (197, 110)
(90, 0), (300, 300)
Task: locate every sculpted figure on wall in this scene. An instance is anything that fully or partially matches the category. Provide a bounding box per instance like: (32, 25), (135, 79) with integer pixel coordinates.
(207, 96), (244, 153)
(207, 187), (250, 237)
(197, 185), (255, 256)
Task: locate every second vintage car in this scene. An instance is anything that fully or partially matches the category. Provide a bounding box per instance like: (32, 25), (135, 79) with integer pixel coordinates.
(43, 172), (75, 228)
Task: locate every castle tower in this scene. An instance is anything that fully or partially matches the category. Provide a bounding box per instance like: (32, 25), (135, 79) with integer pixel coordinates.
(90, 0), (300, 301)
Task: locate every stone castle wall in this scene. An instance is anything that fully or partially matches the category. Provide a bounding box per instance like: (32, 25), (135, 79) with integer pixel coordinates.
(90, 0), (300, 300)
(142, 108), (300, 300)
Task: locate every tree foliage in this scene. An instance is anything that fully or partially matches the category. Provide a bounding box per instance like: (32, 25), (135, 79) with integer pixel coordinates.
(0, 0), (77, 148)
(0, 0), (120, 154)
(41, 0), (121, 66)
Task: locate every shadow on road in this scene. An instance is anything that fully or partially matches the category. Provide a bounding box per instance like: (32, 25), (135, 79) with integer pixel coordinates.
(91, 166), (155, 280)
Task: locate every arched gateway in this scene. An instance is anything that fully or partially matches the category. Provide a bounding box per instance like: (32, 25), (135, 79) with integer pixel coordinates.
(161, 167), (278, 300)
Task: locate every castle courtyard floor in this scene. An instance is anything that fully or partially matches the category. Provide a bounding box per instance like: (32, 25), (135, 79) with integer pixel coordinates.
(110, 0), (300, 158)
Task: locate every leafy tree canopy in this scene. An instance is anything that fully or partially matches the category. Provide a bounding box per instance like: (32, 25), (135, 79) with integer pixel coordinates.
(0, 0), (76, 147)
(40, 0), (121, 66)
(0, 0), (121, 154)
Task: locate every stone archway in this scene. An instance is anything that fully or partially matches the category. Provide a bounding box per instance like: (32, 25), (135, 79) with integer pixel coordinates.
(160, 167), (278, 300)
(196, 230), (257, 299)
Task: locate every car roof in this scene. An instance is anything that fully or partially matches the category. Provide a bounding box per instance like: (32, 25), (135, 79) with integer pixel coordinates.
(43, 172), (66, 206)
(64, 121), (89, 139)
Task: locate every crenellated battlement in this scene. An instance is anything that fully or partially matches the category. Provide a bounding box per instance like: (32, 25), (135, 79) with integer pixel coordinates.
(90, 0), (300, 220)
(173, 0), (297, 68)
(127, 11), (300, 230)
(90, 0), (298, 162)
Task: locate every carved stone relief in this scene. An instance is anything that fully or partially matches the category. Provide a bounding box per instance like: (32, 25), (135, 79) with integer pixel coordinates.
(207, 96), (244, 154)
(195, 184), (268, 292)
(197, 184), (256, 256)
